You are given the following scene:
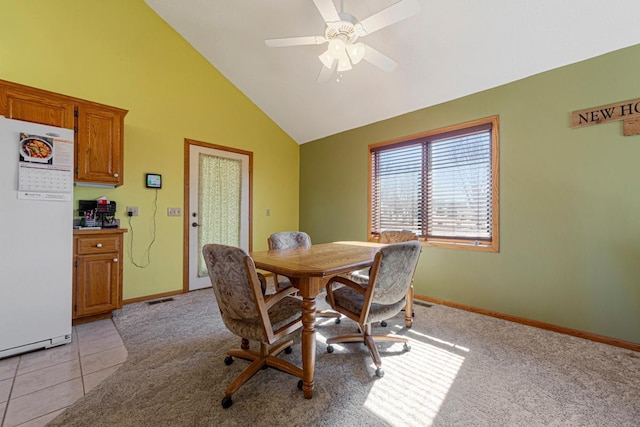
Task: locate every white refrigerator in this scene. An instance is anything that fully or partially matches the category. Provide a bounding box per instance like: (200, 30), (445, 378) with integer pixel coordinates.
(0, 117), (74, 359)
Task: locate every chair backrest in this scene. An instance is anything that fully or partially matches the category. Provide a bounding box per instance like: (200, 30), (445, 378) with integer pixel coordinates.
(201, 244), (262, 323)
(369, 240), (421, 305)
(379, 230), (418, 244)
(267, 231), (311, 250)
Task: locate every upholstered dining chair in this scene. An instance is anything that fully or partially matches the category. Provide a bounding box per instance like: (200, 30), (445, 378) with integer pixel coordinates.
(266, 231), (312, 292)
(267, 231), (341, 324)
(349, 230), (418, 327)
(202, 244), (304, 408)
(325, 240), (422, 378)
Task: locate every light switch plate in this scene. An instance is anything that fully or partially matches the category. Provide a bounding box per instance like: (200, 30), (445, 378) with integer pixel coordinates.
(167, 207), (182, 217)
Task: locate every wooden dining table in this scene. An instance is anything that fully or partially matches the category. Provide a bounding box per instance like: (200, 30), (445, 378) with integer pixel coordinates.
(250, 241), (383, 399)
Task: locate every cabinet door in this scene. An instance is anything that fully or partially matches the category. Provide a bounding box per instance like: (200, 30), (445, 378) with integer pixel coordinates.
(75, 253), (121, 318)
(0, 86), (75, 129)
(76, 103), (124, 185)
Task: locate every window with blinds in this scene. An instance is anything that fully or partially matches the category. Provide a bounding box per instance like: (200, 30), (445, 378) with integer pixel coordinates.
(369, 116), (499, 252)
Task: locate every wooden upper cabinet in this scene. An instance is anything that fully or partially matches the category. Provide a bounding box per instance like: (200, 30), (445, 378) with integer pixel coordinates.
(0, 83), (75, 129)
(76, 103), (126, 186)
(0, 79), (127, 186)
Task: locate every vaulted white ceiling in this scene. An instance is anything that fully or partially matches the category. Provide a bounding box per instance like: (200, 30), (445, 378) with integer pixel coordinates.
(145, 0), (640, 144)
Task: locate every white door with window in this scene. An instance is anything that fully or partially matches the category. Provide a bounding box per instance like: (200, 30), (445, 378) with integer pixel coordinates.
(187, 142), (251, 291)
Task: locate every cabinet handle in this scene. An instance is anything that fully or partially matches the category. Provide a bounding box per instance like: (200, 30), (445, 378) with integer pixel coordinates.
(114, 173), (119, 178)
(113, 258), (119, 263)
(96, 243), (103, 248)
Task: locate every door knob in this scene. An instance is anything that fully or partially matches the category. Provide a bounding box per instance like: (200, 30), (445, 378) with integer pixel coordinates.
(192, 222), (200, 227)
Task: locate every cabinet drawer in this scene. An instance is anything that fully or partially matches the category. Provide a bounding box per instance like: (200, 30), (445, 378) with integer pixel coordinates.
(76, 235), (120, 254)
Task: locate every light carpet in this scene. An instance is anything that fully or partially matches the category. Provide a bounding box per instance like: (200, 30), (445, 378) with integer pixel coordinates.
(49, 289), (640, 426)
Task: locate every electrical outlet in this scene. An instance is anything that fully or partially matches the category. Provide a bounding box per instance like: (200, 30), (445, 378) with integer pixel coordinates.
(167, 207), (182, 217)
(126, 206), (139, 216)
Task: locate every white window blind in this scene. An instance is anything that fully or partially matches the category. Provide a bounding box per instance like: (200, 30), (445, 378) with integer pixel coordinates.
(371, 143), (424, 236)
(427, 127), (492, 240)
(370, 120), (497, 248)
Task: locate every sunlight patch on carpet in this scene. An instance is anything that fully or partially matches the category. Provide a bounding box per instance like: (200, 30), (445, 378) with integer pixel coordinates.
(362, 327), (467, 426)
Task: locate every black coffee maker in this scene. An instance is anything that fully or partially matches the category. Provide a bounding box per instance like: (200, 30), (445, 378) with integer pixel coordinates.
(78, 200), (118, 228)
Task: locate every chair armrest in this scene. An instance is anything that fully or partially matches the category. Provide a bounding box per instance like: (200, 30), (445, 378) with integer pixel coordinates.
(264, 285), (298, 309)
(325, 276), (367, 318)
(326, 276), (367, 295)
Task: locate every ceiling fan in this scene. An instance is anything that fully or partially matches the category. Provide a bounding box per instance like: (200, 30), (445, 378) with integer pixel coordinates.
(265, 0), (420, 83)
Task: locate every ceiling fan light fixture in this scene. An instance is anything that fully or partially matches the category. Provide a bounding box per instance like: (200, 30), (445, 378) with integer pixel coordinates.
(346, 42), (365, 64)
(319, 50), (337, 69)
(336, 50), (352, 72)
(328, 36), (346, 53)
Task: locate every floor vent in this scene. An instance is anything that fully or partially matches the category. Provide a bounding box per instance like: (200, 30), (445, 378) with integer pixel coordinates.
(147, 297), (175, 305)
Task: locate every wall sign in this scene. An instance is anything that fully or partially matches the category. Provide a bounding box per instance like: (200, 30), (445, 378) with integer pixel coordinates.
(571, 98), (640, 135)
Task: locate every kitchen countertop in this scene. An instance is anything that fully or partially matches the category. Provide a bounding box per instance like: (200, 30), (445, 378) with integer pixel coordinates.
(73, 228), (128, 234)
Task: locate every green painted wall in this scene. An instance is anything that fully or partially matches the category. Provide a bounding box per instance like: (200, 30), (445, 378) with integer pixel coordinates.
(301, 44), (640, 344)
(1, 1), (299, 299)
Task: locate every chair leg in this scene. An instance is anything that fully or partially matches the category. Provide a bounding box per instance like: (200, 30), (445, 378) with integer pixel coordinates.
(224, 355), (267, 397)
(316, 309), (341, 323)
(326, 323), (410, 375)
(223, 340), (303, 403)
(326, 333), (365, 345)
(363, 334), (382, 368)
(403, 284), (414, 328)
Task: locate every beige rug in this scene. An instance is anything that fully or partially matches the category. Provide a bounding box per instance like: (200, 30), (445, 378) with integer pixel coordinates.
(49, 289), (640, 426)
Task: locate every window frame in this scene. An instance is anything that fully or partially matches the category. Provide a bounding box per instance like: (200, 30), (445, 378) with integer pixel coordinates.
(368, 116), (500, 252)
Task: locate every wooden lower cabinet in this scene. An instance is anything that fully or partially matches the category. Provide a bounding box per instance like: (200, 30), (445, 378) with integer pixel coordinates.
(73, 229), (127, 322)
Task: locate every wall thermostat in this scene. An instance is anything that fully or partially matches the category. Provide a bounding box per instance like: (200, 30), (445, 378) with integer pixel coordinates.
(146, 173), (162, 188)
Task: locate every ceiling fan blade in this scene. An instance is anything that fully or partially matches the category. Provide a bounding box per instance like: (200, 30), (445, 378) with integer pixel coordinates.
(317, 63), (336, 83)
(356, 0), (420, 36)
(265, 36), (326, 47)
(312, 0), (340, 24)
(362, 44), (398, 72)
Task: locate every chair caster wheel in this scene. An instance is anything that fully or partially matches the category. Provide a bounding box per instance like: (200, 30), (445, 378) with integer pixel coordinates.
(380, 321), (387, 327)
(224, 356), (233, 365)
(284, 346), (293, 354)
(222, 396), (233, 408)
(404, 342), (411, 351)
(375, 367), (385, 378)
(335, 318), (341, 324)
(297, 379), (303, 390)
(327, 345), (334, 353)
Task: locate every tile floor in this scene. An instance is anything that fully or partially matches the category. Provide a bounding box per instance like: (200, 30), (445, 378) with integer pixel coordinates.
(0, 319), (127, 427)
